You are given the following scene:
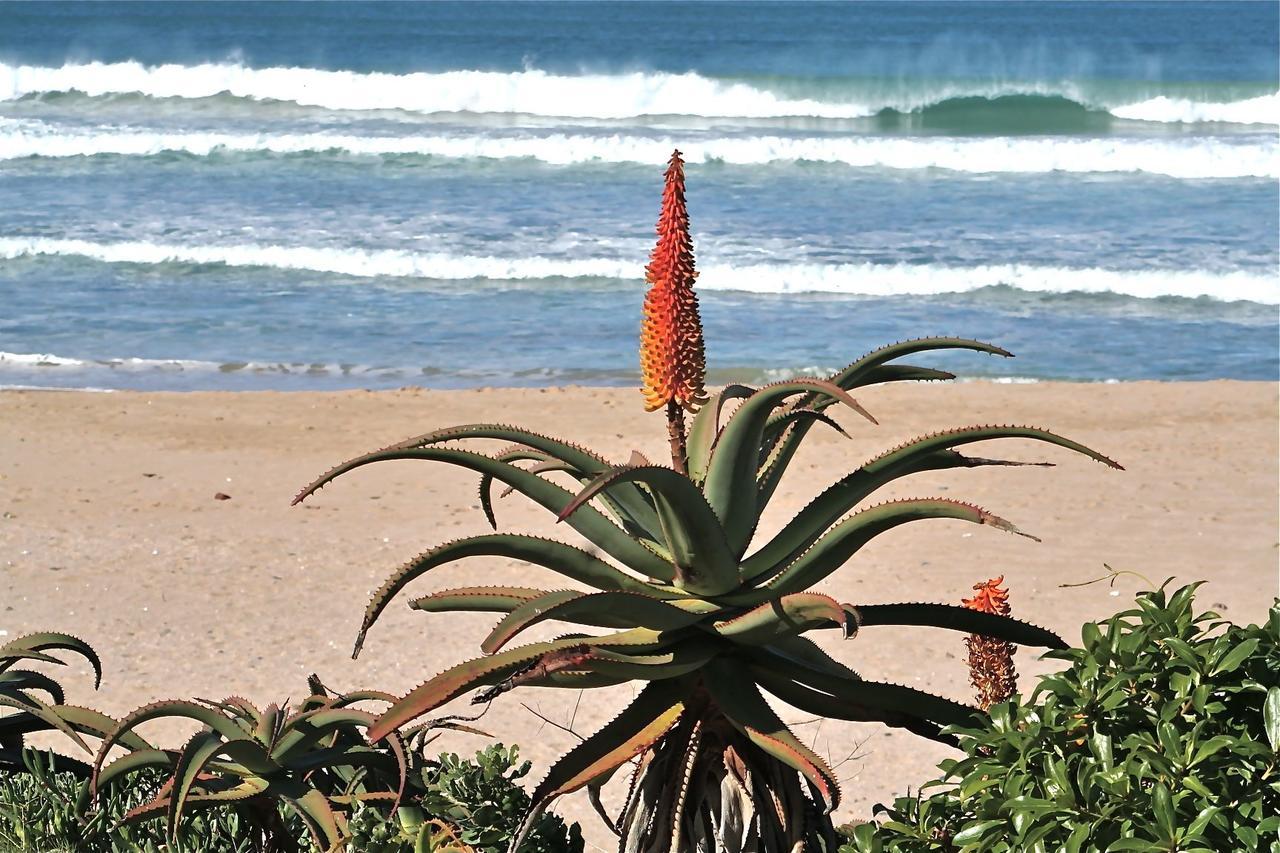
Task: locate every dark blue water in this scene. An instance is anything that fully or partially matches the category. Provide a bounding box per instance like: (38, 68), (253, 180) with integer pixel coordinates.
(0, 1), (1276, 389)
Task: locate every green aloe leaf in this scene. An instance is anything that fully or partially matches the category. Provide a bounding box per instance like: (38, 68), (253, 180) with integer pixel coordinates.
(701, 657), (840, 811)
(745, 424), (1118, 582)
(0, 670), (66, 705)
(369, 628), (670, 742)
(355, 533), (681, 658)
(295, 447), (675, 582)
(704, 379), (876, 556)
(686, 384), (755, 483)
(482, 590), (711, 654)
(0, 632), (102, 688)
(851, 603), (1067, 648)
(119, 778), (270, 828)
(301, 423), (663, 540)
(409, 586), (548, 614)
(168, 730), (237, 839)
(560, 465), (738, 594)
(750, 664), (953, 746)
(93, 700), (254, 793)
(781, 661), (981, 729)
(734, 498), (1031, 605)
(511, 679), (687, 853)
(712, 593), (851, 644)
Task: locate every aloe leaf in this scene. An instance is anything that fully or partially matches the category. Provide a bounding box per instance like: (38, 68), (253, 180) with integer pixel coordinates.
(482, 590), (710, 654)
(712, 593), (851, 644)
(561, 465), (738, 594)
(746, 425), (1117, 583)
(355, 533), (680, 659)
(735, 498), (1031, 605)
(704, 379), (876, 555)
(0, 670), (66, 705)
(851, 603), (1067, 648)
(53, 705), (152, 752)
(511, 679), (687, 853)
(118, 778), (269, 828)
(750, 664), (954, 746)
(369, 628), (667, 742)
(0, 633), (102, 688)
(409, 586), (548, 615)
(686, 384), (755, 483)
(296, 446), (674, 583)
(169, 730), (238, 838)
(0, 694), (93, 753)
(823, 338), (1013, 402)
(304, 423), (663, 539)
(92, 700), (254, 793)
(767, 635), (862, 681)
(579, 641), (720, 681)
(778, 658), (980, 729)
(479, 445), (556, 529)
(701, 658), (839, 811)
(271, 779), (346, 850)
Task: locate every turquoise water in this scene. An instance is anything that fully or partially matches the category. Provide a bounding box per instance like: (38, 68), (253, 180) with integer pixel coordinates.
(0, 1), (1276, 389)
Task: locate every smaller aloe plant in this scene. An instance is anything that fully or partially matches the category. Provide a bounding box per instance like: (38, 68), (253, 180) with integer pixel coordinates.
(962, 576), (1018, 710)
(86, 675), (485, 851)
(0, 631), (130, 777)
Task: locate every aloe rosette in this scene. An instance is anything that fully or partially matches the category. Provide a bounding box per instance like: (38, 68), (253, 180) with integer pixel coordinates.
(294, 336), (1122, 851)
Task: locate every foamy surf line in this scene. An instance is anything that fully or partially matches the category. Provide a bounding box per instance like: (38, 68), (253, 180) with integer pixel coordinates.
(2, 122), (1275, 178)
(3, 61), (1277, 124)
(3, 238), (1275, 303)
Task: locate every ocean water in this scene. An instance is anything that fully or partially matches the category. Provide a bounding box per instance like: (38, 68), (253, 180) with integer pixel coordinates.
(0, 1), (1276, 390)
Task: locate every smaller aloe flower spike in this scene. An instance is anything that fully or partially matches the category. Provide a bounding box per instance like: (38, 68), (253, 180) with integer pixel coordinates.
(962, 575), (1018, 710)
(641, 150), (708, 473)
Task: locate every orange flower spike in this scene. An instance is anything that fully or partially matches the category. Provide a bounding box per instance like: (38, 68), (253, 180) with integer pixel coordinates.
(640, 149), (708, 414)
(962, 575), (1018, 710)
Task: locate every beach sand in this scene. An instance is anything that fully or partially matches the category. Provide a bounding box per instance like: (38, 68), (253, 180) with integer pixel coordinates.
(2, 381), (1276, 847)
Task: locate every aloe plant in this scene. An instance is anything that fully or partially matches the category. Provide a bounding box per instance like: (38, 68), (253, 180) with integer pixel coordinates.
(0, 632), (134, 778)
(294, 152), (1122, 851)
(85, 675), (486, 851)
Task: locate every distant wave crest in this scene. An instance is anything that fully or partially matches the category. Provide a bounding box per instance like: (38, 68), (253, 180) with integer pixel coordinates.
(2, 120), (1274, 178)
(2, 60), (1277, 125)
(1, 237), (1274, 303)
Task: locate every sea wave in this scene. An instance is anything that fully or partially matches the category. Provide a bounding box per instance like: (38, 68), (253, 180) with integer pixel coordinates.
(2, 237), (1274, 303)
(2, 60), (1276, 125)
(2, 121), (1273, 178)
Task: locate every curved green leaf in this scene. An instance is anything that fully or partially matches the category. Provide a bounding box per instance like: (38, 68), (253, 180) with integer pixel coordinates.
(686, 384), (755, 483)
(355, 533), (680, 658)
(482, 590), (711, 654)
(409, 586), (548, 615)
(0, 633), (102, 688)
(561, 465), (738, 594)
(733, 498), (1031, 605)
(511, 679), (687, 853)
(745, 425), (1115, 582)
(850, 603), (1067, 648)
(701, 657), (839, 811)
(296, 446), (675, 582)
(712, 593), (851, 644)
(93, 700), (253, 793)
(704, 379), (876, 556)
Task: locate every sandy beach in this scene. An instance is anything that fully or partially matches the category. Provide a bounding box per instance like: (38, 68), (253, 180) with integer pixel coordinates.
(2, 380), (1276, 846)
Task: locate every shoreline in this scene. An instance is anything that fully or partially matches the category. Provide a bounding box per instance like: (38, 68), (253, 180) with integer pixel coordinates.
(2, 381), (1276, 843)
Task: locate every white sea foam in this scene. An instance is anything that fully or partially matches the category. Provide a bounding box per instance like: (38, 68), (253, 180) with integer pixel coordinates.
(3, 61), (1277, 125)
(1110, 93), (1280, 125)
(2, 237), (1274, 303)
(1, 121), (1274, 178)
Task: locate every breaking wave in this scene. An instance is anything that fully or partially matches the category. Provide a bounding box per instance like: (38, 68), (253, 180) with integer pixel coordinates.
(2, 237), (1274, 303)
(2, 120), (1274, 178)
(3, 61), (1276, 125)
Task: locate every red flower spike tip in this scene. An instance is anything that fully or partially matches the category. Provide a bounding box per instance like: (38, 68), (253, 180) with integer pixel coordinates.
(962, 575), (1018, 710)
(640, 149), (708, 414)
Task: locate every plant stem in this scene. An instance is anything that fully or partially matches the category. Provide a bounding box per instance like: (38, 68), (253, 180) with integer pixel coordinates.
(667, 400), (688, 475)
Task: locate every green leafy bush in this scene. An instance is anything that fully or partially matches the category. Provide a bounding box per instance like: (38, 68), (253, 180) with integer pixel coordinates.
(841, 583), (1279, 853)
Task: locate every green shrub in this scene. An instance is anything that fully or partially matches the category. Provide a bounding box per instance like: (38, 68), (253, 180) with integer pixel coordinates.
(841, 583), (1279, 853)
